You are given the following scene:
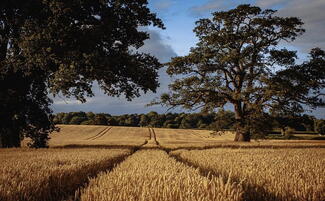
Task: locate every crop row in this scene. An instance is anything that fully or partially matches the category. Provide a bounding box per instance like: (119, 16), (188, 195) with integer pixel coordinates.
(171, 148), (325, 201)
(79, 149), (244, 201)
(0, 148), (131, 201)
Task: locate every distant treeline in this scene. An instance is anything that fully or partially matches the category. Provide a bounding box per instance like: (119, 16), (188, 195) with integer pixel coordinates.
(53, 111), (323, 133)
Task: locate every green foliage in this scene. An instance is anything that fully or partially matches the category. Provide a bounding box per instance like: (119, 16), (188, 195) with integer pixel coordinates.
(62, 113), (74, 124)
(52, 111), (320, 137)
(139, 114), (150, 127)
(154, 4), (325, 141)
(210, 110), (235, 131)
(0, 70), (54, 148)
(107, 117), (118, 126)
(0, 0), (163, 147)
(69, 116), (87, 125)
(274, 115), (315, 132)
(315, 120), (325, 135)
(52, 111), (235, 130)
(93, 114), (108, 125)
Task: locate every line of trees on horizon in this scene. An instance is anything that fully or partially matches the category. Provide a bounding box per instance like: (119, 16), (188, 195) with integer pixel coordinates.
(53, 111), (325, 137)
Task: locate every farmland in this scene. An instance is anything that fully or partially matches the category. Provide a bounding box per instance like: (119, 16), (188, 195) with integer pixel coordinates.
(48, 125), (150, 147)
(2, 125), (325, 201)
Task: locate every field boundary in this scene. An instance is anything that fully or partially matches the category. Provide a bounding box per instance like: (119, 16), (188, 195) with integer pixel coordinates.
(160, 143), (325, 153)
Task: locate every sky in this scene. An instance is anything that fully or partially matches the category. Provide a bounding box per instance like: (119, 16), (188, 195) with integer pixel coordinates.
(52, 0), (325, 118)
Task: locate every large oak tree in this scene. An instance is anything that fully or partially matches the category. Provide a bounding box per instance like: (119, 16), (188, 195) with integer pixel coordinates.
(0, 0), (163, 147)
(156, 5), (325, 141)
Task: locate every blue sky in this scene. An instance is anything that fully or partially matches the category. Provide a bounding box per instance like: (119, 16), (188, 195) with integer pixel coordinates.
(52, 0), (325, 118)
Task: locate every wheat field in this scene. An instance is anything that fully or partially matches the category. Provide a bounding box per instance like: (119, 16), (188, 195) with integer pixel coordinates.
(171, 148), (325, 201)
(48, 125), (150, 147)
(3, 125), (325, 201)
(79, 149), (243, 201)
(0, 148), (131, 201)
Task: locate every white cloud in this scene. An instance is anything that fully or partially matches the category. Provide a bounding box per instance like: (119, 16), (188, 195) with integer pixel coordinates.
(189, 0), (226, 16)
(53, 99), (83, 105)
(255, 0), (325, 53)
(276, 0), (325, 52)
(138, 28), (177, 63)
(256, 0), (288, 8)
(154, 0), (174, 10)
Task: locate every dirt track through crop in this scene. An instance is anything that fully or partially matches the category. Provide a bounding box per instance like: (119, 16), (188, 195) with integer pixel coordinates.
(85, 127), (112, 140)
(142, 128), (159, 148)
(149, 128), (159, 145)
(78, 149), (243, 201)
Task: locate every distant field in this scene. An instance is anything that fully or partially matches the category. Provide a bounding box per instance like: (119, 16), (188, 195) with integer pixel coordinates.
(46, 125), (235, 148)
(4, 125), (325, 201)
(21, 125), (324, 149)
(48, 125), (150, 147)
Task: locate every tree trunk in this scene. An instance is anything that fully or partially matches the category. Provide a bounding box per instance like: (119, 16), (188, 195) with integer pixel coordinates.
(233, 102), (251, 142)
(280, 127), (286, 136)
(234, 130), (251, 142)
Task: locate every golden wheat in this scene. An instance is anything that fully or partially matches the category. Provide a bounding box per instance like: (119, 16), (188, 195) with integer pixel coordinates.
(154, 128), (235, 149)
(0, 148), (130, 201)
(171, 148), (325, 201)
(160, 139), (325, 150)
(37, 125), (151, 147)
(79, 149), (244, 201)
(8, 125), (325, 201)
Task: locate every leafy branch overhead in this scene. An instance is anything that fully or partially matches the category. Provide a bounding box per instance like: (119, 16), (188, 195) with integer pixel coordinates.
(155, 4), (325, 141)
(0, 0), (164, 147)
(19, 0), (164, 101)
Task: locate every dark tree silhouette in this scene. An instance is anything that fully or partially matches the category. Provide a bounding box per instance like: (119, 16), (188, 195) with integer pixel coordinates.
(154, 5), (325, 141)
(0, 0), (164, 147)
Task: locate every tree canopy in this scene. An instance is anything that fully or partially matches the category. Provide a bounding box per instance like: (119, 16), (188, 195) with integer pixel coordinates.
(52, 111), (318, 135)
(0, 0), (163, 147)
(155, 5), (325, 141)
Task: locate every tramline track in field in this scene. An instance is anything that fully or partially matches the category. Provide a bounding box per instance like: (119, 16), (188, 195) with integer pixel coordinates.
(151, 128), (159, 145)
(85, 127), (112, 140)
(143, 128), (159, 148)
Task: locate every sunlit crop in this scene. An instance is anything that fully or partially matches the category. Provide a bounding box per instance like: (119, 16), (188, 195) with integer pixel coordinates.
(79, 149), (244, 201)
(171, 148), (325, 201)
(0, 148), (130, 201)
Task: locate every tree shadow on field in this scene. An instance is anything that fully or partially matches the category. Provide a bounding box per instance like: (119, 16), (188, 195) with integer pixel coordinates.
(55, 144), (137, 149)
(162, 143), (325, 153)
(52, 142), (148, 152)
